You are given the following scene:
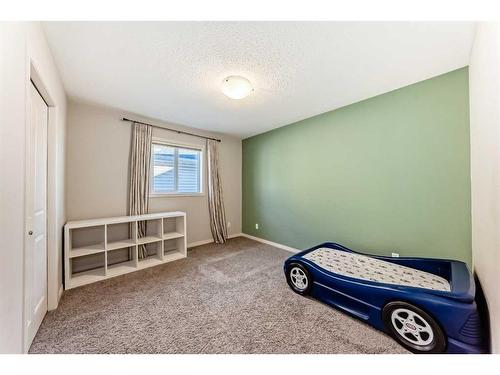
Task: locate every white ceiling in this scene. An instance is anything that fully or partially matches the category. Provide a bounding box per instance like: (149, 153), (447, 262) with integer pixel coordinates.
(43, 22), (476, 138)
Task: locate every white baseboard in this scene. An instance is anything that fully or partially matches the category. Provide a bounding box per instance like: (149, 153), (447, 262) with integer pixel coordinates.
(187, 239), (214, 248)
(187, 233), (243, 249)
(188, 232), (299, 254)
(48, 284), (63, 311)
(240, 233), (299, 253)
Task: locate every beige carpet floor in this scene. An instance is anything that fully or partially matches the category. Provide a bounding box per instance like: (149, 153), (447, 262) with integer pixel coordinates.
(29, 237), (407, 354)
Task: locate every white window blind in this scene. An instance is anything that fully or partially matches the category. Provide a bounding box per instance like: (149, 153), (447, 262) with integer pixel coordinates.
(152, 143), (202, 194)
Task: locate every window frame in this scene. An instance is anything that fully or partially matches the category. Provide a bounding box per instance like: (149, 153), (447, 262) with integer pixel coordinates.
(149, 138), (205, 198)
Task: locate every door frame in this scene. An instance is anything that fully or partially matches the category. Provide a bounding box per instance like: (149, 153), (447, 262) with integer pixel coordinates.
(23, 60), (58, 353)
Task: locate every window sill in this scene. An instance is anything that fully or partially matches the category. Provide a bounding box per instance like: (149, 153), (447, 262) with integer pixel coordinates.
(150, 193), (205, 198)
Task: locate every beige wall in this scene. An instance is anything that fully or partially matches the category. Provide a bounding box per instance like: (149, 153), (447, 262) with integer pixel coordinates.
(469, 22), (500, 353)
(0, 22), (66, 353)
(66, 100), (242, 245)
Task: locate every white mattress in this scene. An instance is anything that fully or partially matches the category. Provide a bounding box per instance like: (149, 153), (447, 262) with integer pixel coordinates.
(302, 248), (451, 292)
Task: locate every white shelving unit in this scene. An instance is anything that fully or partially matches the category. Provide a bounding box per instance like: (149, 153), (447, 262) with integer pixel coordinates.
(64, 212), (187, 290)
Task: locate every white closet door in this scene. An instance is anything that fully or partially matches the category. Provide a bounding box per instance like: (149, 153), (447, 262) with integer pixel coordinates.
(25, 82), (48, 351)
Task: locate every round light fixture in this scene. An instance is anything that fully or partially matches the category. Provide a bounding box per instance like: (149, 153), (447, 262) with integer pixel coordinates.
(221, 75), (253, 99)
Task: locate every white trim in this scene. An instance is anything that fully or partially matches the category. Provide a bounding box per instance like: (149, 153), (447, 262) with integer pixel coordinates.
(152, 137), (204, 150)
(56, 284), (63, 305)
(46, 105), (59, 312)
(150, 138), (205, 196)
(150, 192), (205, 198)
(187, 233), (243, 249)
(240, 233), (299, 253)
(30, 62), (58, 311)
(24, 60), (60, 352)
(187, 233), (299, 253)
(187, 239), (214, 248)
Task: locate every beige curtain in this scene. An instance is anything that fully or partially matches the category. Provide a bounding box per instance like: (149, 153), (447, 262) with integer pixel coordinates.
(207, 139), (228, 244)
(129, 122), (153, 258)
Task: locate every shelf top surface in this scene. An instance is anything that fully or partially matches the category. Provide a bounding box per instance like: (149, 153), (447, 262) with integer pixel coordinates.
(65, 211), (186, 229)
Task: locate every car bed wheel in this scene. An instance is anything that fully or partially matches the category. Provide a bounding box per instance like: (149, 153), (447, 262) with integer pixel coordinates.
(286, 263), (312, 295)
(382, 301), (446, 353)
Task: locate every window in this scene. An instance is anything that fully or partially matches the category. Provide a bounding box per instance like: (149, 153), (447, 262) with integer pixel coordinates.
(151, 142), (203, 195)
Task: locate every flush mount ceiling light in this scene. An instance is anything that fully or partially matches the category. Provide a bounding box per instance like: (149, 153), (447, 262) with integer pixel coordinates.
(221, 75), (253, 99)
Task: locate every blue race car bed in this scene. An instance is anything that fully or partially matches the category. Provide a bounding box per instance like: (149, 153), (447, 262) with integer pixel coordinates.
(284, 242), (484, 354)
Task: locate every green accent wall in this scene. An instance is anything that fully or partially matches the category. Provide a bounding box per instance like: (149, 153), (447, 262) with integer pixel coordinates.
(242, 68), (471, 265)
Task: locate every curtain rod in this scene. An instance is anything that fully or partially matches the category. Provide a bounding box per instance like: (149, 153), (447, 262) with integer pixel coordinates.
(121, 117), (221, 142)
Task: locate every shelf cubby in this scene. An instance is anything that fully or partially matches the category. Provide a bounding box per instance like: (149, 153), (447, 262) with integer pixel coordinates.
(70, 252), (106, 288)
(69, 225), (105, 257)
(137, 218), (162, 245)
(163, 237), (186, 262)
(65, 212), (187, 290)
(106, 222), (136, 251)
(162, 216), (185, 240)
(107, 246), (137, 277)
(138, 241), (163, 268)
(71, 267), (106, 288)
(71, 252), (106, 274)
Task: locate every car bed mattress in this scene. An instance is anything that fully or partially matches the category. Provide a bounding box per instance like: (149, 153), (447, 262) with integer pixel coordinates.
(303, 248), (451, 292)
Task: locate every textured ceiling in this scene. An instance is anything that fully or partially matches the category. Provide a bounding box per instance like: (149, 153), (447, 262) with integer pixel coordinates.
(43, 22), (476, 138)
